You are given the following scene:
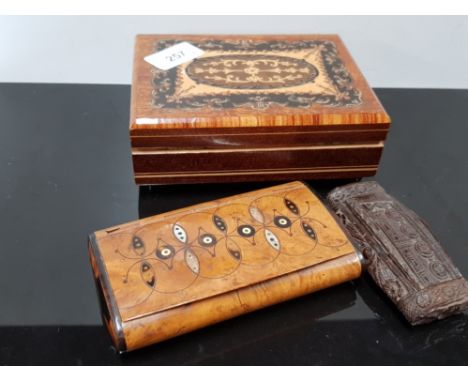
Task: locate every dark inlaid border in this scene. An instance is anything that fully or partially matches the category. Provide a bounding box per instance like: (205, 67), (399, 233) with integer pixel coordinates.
(88, 234), (127, 353)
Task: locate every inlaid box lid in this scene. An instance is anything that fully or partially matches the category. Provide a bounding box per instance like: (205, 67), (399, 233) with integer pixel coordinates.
(130, 34), (390, 137)
(90, 182), (357, 322)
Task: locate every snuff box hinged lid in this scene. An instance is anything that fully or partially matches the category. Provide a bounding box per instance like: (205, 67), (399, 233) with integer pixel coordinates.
(130, 34), (391, 184)
(89, 181), (363, 351)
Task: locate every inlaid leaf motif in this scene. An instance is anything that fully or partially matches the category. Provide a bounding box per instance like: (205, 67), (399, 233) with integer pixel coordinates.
(173, 224), (188, 243)
(264, 229), (281, 251)
(228, 248), (241, 260)
(140, 261), (156, 288)
(213, 215), (227, 232)
(226, 238), (242, 261)
(249, 206), (265, 224)
(185, 249), (200, 274)
(132, 235), (145, 256)
(284, 198), (300, 215)
(301, 221), (317, 241)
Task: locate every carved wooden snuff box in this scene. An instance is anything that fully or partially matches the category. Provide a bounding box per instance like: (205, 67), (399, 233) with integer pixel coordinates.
(130, 34), (391, 185)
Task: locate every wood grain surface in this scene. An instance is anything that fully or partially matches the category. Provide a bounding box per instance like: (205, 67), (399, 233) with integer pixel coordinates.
(129, 34), (390, 184)
(132, 143), (383, 184)
(130, 34), (390, 132)
(89, 182), (363, 351)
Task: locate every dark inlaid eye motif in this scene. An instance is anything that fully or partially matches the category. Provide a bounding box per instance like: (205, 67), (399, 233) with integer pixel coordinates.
(198, 233), (217, 247)
(156, 244), (175, 260)
(301, 221), (316, 240)
(132, 235), (145, 256)
(274, 215), (291, 228)
(228, 248), (241, 260)
(140, 261), (155, 287)
(213, 215), (227, 232)
(237, 224), (256, 237)
(284, 198), (299, 215)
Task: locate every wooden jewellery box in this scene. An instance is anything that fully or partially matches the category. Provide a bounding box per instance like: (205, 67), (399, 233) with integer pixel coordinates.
(130, 34), (391, 185)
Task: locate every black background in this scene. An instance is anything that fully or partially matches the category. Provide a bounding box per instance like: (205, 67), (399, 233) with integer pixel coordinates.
(0, 84), (467, 365)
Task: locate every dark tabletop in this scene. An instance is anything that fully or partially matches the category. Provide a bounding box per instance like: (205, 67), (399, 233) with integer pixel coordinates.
(0, 84), (467, 365)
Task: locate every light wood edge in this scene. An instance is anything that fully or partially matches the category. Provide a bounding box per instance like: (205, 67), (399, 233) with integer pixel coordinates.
(130, 126), (390, 138)
(135, 166), (378, 179)
(131, 142), (384, 155)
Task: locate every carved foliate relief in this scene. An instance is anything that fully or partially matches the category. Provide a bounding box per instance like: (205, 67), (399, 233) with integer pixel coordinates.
(327, 181), (468, 325)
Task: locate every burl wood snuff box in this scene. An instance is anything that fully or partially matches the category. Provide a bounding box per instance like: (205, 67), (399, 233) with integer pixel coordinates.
(130, 34), (391, 185)
(88, 182), (364, 352)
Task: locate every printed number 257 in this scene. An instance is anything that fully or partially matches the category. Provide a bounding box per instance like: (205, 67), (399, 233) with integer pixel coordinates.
(166, 51), (185, 62)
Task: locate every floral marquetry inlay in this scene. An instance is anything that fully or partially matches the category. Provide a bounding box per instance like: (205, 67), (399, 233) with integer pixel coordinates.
(150, 39), (362, 110)
(185, 54), (319, 90)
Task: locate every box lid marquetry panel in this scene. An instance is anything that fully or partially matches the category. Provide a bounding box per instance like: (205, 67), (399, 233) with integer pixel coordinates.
(130, 34), (390, 135)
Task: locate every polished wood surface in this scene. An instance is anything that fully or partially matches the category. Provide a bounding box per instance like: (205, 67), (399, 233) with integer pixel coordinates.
(130, 125), (388, 149)
(129, 34), (390, 184)
(132, 143), (383, 184)
(130, 34), (390, 131)
(123, 253), (362, 351)
(134, 166), (378, 185)
(89, 182), (363, 351)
